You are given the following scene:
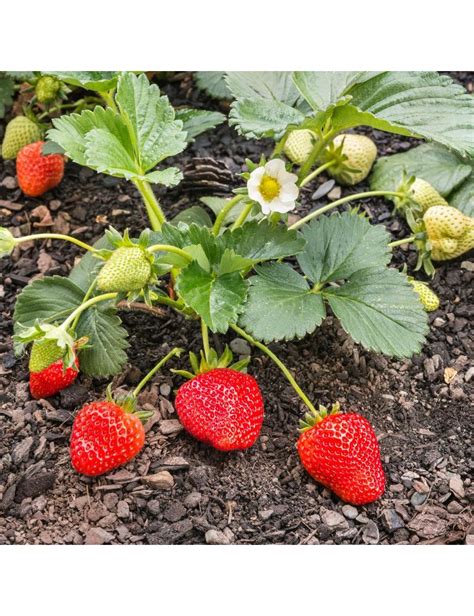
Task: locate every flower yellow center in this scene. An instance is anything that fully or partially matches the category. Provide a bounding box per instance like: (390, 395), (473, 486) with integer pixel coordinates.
(259, 175), (280, 201)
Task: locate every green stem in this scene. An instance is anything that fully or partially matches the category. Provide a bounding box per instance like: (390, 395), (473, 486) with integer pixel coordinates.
(272, 128), (292, 158)
(133, 347), (183, 397)
(212, 195), (244, 236)
(201, 319), (210, 362)
(299, 160), (336, 188)
(18, 233), (98, 254)
(147, 244), (193, 262)
(288, 190), (406, 231)
(70, 279), (97, 332)
(230, 324), (318, 415)
(388, 235), (416, 248)
(62, 293), (117, 330)
(231, 201), (254, 230)
(132, 179), (166, 231)
(298, 129), (334, 182)
(100, 89), (118, 112)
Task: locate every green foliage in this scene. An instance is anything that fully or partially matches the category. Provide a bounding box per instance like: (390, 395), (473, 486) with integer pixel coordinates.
(13, 277), (128, 377)
(47, 72), (186, 185)
(0, 74), (14, 119)
(175, 108), (226, 141)
(47, 71), (118, 92)
(370, 143), (474, 217)
(240, 213), (428, 357)
(229, 71), (474, 157)
(195, 72), (230, 99)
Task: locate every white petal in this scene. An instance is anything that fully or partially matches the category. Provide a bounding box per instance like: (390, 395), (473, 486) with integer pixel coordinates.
(265, 158), (285, 177)
(278, 169), (298, 185)
(260, 200), (272, 215)
(248, 167), (265, 183)
(267, 198), (296, 214)
(279, 183), (299, 202)
(247, 183), (262, 201)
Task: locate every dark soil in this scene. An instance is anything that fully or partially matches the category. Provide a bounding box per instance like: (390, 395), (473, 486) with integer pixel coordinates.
(0, 72), (472, 545)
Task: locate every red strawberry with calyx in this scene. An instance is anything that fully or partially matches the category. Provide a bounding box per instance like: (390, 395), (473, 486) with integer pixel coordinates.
(175, 367), (264, 451)
(297, 403), (385, 505)
(29, 337), (81, 399)
(70, 395), (149, 476)
(16, 140), (65, 197)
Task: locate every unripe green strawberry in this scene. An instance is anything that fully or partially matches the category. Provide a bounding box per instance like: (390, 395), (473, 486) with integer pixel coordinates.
(410, 280), (440, 312)
(35, 75), (61, 104)
(29, 338), (63, 372)
(1, 116), (42, 160)
(326, 134), (377, 186)
(423, 205), (474, 261)
(409, 178), (448, 213)
(97, 246), (153, 292)
(283, 129), (318, 165)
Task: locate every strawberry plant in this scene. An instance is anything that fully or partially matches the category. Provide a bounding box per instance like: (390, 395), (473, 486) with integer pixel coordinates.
(1, 70), (472, 501)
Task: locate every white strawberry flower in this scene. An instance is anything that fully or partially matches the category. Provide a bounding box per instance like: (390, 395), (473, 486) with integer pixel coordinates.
(247, 159), (299, 215)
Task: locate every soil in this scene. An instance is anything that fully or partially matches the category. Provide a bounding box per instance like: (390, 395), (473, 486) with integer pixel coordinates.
(0, 72), (472, 546)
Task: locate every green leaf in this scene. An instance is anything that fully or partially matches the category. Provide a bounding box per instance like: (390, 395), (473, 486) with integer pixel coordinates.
(144, 167), (183, 186)
(226, 72), (301, 106)
(47, 106), (130, 168)
(297, 212), (390, 284)
(239, 262), (325, 342)
(229, 98), (305, 138)
(224, 220), (306, 262)
(115, 72), (187, 171)
(171, 206), (213, 227)
(175, 108), (226, 142)
(195, 72), (231, 99)
(48, 71), (118, 92)
(13, 276), (128, 377)
(324, 268), (428, 358)
(217, 249), (254, 275)
(332, 72), (474, 157)
(293, 71), (379, 111)
(175, 261), (248, 333)
(450, 174), (474, 217)
(84, 127), (140, 178)
(370, 143), (472, 197)
(0, 74), (14, 119)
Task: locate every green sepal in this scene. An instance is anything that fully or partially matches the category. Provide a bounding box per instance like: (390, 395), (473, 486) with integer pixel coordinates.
(0, 227), (17, 258)
(14, 322), (78, 370)
(105, 384), (153, 423)
(179, 344), (250, 378)
(299, 402), (341, 432)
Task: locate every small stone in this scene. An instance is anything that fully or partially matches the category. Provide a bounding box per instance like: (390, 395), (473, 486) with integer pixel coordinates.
(362, 521), (380, 545)
(163, 502), (187, 523)
(408, 513), (448, 539)
(159, 419), (183, 436)
(184, 492), (202, 509)
(259, 508), (274, 521)
(465, 367), (474, 383)
(449, 476), (465, 499)
(320, 508), (349, 530)
(147, 499), (161, 516)
(103, 493), (119, 511)
(205, 529), (230, 545)
(87, 503), (108, 522)
(143, 471), (175, 490)
(356, 513), (369, 524)
(85, 528), (114, 545)
(12, 437), (34, 465)
(327, 186), (342, 201)
(117, 500), (130, 520)
(433, 317), (446, 327)
(159, 383), (171, 397)
(411, 492), (428, 507)
(2, 176), (17, 189)
(381, 509), (405, 532)
(450, 387), (465, 400)
(59, 384), (89, 409)
(341, 505), (358, 520)
(447, 501), (463, 514)
(15, 472), (56, 501)
(230, 338), (251, 356)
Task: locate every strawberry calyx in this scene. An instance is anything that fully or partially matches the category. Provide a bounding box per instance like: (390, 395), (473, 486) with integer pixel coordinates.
(105, 384), (153, 423)
(172, 345), (250, 380)
(299, 402), (341, 432)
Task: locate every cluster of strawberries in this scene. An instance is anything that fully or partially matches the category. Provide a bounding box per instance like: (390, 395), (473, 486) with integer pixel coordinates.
(29, 337), (385, 506)
(1, 115), (64, 197)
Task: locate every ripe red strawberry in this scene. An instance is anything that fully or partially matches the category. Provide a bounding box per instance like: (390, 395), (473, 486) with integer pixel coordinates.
(175, 368), (264, 451)
(70, 401), (146, 476)
(16, 141), (65, 197)
(29, 339), (79, 399)
(297, 404), (385, 505)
